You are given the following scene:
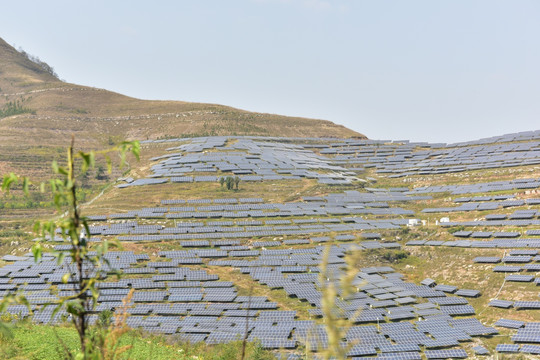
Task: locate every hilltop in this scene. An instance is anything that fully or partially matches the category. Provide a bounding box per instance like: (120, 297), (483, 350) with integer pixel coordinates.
(0, 37), (61, 93)
(0, 37), (363, 178)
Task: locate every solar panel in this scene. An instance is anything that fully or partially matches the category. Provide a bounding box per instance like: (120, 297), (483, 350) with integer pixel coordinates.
(494, 318), (525, 329)
(473, 256), (501, 263)
(424, 349), (468, 359)
(434, 284), (457, 293)
(505, 274), (534, 282)
(521, 344), (540, 354)
(472, 345), (489, 355)
(514, 301), (540, 309)
(376, 353), (422, 360)
(493, 266), (522, 272)
(454, 289), (480, 297)
(496, 344), (520, 353)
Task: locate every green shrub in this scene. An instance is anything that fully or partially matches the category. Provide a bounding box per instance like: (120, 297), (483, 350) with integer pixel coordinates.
(447, 225), (465, 234)
(0, 100), (35, 119)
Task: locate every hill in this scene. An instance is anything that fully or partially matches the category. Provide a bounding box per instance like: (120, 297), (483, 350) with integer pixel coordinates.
(0, 37), (61, 93)
(0, 37), (363, 180)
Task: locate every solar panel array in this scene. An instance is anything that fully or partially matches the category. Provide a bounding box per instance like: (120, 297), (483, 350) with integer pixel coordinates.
(121, 132), (540, 188)
(422, 197), (529, 214)
(407, 198), (540, 248)
(74, 192), (428, 244)
(481, 322), (540, 355)
(0, 243), (498, 357)
(312, 131), (540, 178)
(6, 131), (540, 357)
(408, 178), (540, 195)
(407, 238), (540, 249)
(120, 137), (363, 187)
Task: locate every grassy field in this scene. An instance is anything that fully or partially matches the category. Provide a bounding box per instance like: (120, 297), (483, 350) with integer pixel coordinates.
(0, 322), (275, 360)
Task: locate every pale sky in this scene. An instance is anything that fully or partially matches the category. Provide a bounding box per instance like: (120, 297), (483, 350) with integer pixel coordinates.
(1, 0), (539, 143)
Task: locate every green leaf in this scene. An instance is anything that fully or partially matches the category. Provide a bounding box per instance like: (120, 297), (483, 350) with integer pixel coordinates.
(90, 285), (99, 304)
(49, 179), (57, 193)
(129, 140), (141, 161)
(78, 151), (95, 173)
(105, 155), (112, 173)
(57, 252), (66, 266)
(66, 179), (74, 191)
(82, 219), (91, 243)
(2, 173), (18, 193)
(89, 151), (95, 168)
(32, 243), (42, 263)
(33, 221), (41, 234)
(56, 163), (68, 175)
(61, 273), (70, 284)
(44, 221), (57, 244)
(22, 177), (30, 196)
(66, 300), (83, 316)
(53, 193), (62, 209)
(69, 228), (78, 246)
(119, 148), (127, 168)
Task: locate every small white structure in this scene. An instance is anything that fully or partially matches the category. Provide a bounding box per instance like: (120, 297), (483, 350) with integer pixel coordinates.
(408, 219), (421, 226)
(440, 217), (450, 223)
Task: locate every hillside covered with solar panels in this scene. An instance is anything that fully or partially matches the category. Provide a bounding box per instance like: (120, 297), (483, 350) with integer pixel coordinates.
(3, 129), (540, 359)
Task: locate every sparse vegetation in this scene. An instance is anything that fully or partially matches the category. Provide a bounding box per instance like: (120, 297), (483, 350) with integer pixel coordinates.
(447, 225), (466, 234)
(16, 46), (59, 79)
(0, 321), (276, 360)
(380, 249), (410, 263)
(358, 248), (411, 265)
(219, 176), (241, 191)
(0, 99), (35, 119)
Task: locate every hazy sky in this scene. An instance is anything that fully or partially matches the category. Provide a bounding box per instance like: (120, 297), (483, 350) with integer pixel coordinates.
(1, 0), (539, 143)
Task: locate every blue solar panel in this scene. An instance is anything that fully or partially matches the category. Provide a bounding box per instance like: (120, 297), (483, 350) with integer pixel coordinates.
(424, 349), (468, 359)
(496, 344), (520, 353)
